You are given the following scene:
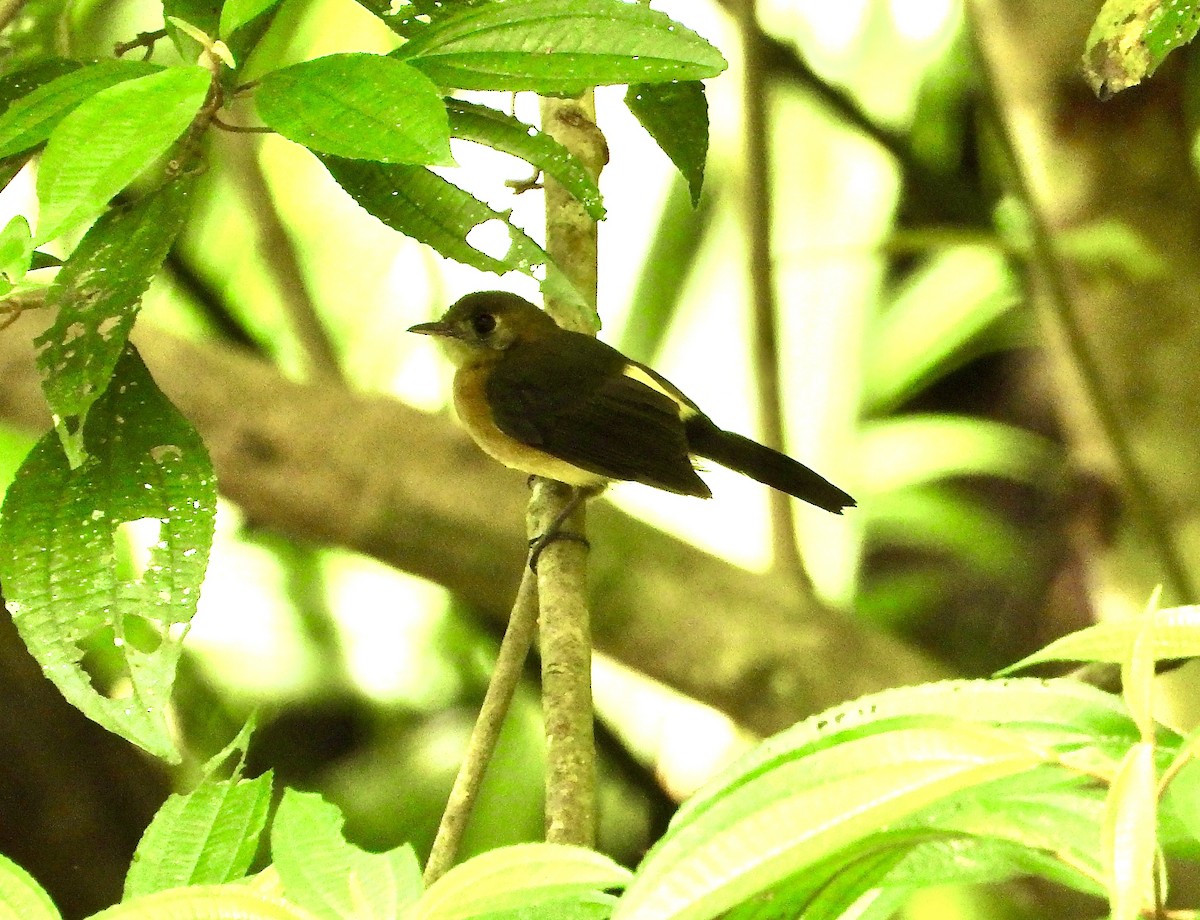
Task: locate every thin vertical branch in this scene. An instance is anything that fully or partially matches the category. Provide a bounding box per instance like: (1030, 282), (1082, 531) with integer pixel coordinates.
(737, 0), (813, 591)
(424, 568), (541, 884)
(966, 1), (1196, 604)
(534, 92), (606, 847)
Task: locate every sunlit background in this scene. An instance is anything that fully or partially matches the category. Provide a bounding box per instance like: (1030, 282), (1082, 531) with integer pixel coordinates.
(0, 0), (1099, 903)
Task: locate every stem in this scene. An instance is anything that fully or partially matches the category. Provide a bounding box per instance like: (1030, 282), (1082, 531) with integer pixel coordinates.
(967, 4), (1197, 605)
(424, 567), (541, 883)
(535, 92), (605, 846)
(737, 0), (811, 590)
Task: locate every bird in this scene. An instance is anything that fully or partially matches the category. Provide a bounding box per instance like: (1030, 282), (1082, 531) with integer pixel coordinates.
(409, 292), (855, 534)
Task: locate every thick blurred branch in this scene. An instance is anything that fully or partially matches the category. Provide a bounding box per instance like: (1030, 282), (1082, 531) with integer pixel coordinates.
(0, 313), (946, 734)
(967, 0), (1200, 606)
(967, 6), (1195, 605)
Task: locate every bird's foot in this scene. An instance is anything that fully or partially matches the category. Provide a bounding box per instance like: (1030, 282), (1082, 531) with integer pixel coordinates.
(527, 529), (590, 571)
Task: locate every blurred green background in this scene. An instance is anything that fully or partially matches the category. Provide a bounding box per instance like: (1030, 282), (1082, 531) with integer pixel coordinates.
(5, 0), (1199, 918)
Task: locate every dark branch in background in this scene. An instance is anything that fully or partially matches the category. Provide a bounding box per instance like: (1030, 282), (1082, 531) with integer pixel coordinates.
(162, 249), (267, 354)
(966, 6), (1198, 606)
(736, 0), (811, 591)
(712, 0), (989, 227)
(217, 129), (344, 382)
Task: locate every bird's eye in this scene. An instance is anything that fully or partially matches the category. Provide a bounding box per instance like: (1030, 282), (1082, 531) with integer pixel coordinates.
(472, 312), (497, 336)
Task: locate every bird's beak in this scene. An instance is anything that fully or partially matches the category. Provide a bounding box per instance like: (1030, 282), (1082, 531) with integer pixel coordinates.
(408, 320), (452, 337)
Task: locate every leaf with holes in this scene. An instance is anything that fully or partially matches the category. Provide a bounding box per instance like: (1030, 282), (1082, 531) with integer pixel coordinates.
(1084, 0), (1200, 97)
(625, 81), (708, 206)
(393, 0), (727, 94)
(322, 155), (547, 276)
(0, 345), (216, 762)
(35, 176), (195, 466)
(35, 66), (210, 244)
(447, 98), (604, 220)
(354, 0), (492, 40)
(256, 54), (452, 165)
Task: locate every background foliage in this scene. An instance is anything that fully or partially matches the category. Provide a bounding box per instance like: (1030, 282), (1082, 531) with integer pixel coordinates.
(2, 0), (1200, 918)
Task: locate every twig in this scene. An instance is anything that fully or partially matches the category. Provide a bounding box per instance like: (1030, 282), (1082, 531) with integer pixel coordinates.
(966, 3), (1197, 604)
(536, 92), (605, 846)
(736, 0), (812, 591)
(0, 290), (45, 333)
(113, 28), (167, 59)
(219, 125), (344, 382)
(424, 567), (541, 883)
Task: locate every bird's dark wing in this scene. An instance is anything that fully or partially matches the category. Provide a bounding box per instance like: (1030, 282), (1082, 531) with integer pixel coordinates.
(486, 334), (711, 497)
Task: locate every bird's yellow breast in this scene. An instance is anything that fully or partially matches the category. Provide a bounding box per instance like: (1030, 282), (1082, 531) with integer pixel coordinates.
(453, 364), (608, 488)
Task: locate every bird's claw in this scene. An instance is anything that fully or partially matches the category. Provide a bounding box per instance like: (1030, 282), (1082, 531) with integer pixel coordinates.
(527, 530), (590, 571)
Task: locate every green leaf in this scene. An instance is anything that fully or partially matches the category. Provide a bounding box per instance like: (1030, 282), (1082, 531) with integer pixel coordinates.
(163, 1), (221, 63)
(1083, 0), (1200, 97)
(0, 60), (162, 159)
(0, 214), (32, 289)
(0, 853), (59, 920)
(414, 844), (631, 920)
(272, 789), (423, 920)
(898, 769), (1106, 893)
(625, 81), (708, 206)
(322, 156), (548, 276)
(677, 678), (1137, 829)
(0, 345), (216, 762)
(256, 54), (452, 165)
(1102, 742), (1158, 920)
(87, 884), (322, 920)
(1122, 590), (1162, 740)
(220, 0), (284, 37)
(447, 98), (604, 220)
(863, 245), (1024, 414)
(0, 59), (81, 112)
(1001, 604), (1200, 674)
(0, 59), (83, 194)
(615, 726), (1045, 920)
(858, 414), (1065, 493)
(35, 176), (195, 462)
(354, 0), (492, 40)
(124, 772), (274, 898)
(35, 66), (210, 244)
(393, 0), (727, 94)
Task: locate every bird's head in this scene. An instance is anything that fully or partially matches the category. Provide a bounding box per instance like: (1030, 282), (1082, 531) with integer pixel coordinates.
(408, 291), (559, 367)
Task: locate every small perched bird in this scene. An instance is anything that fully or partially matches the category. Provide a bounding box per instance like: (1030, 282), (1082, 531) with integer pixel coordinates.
(409, 291), (855, 516)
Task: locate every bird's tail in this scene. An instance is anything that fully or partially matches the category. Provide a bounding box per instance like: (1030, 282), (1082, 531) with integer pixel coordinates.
(686, 418), (855, 513)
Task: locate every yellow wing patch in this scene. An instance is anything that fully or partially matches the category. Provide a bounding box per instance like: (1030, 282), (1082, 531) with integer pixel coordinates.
(621, 364), (699, 419)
